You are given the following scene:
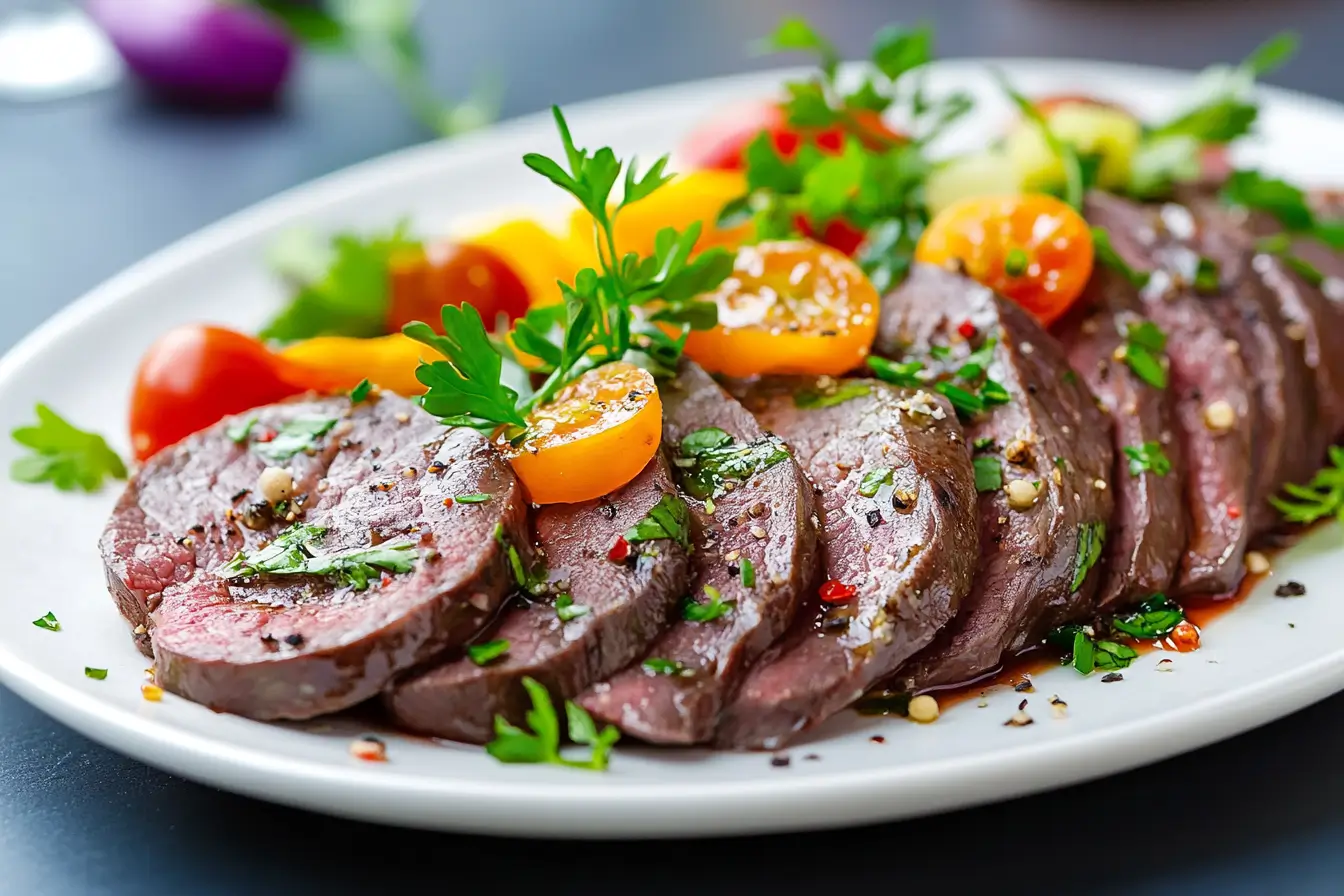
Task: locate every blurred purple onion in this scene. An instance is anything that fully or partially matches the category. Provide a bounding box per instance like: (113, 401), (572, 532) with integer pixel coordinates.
(85, 0), (295, 104)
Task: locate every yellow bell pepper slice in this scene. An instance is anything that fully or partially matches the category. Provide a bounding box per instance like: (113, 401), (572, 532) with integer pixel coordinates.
(277, 333), (429, 397)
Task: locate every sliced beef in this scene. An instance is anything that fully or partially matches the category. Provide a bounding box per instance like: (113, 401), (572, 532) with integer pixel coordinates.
(579, 361), (819, 745)
(714, 379), (978, 750)
(99, 393), (527, 720)
(876, 264), (1114, 689)
(1086, 192), (1256, 593)
(384, 454), (690, 743)
(1054, 265), (1187, 609)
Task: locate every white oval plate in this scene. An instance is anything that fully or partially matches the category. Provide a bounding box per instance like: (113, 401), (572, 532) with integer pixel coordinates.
(2, 59), (1343, 839)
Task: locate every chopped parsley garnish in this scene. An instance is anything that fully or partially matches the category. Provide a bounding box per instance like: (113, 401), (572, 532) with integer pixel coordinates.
(739, 558), (756, 588)
(1090, 226), (1151, 289)
(680, 427), (733, 458)
(467, 639), (510, 666)
(1112, 593), (1185, 640)
(678, 434), (791, 500)
(555, 595), (590, 623)
(866, 356), (925, 388)
(1123, 441), (1172, 477)
(683, 585), (735, 622)
(407, 106), (730, 433)
(349, 379), (374, 403)
(262, 222), (421, 342)
(973, 455), (1003, 492)
(1123, 320), (1168, 389)
(1270, 444), (1344, 524)
(624, 493), (693, 551)
(485, 676), (619, 771)
(1004, 247), (1029, 277)
(226, 415), (259, 445)
(643, 657), (691, 676)
(251, 416), (338, 463)
(1070, 521), (1106, 593)
(220, 523), (417, 592)
(869, 340), (1008, 421)
(10, 405), (127, 493)
(935, 382), (985, 417)
(973, 436), (997, 452)
(32, 611), (60, 632)
(794, 381), (872, 409)
(84, 667), (108, 680)
(1193, 256), (1221, 294)
(730, 17), (971, 291)
(494, 523), (548, 595)
(858, 467), (893, 497)
(1052, 627), (1137, 675)
(455, 493), (491, 504)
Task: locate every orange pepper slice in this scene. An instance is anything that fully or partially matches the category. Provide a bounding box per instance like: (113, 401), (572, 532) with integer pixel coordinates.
(277, 333), (429, 397)
(915, 193), (1094, 327)
(500, 362), (662, 504)
(683, 240), (880, 378)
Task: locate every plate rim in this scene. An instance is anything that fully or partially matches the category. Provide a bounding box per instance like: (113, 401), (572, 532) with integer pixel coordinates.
(4, 56), (1344, 838)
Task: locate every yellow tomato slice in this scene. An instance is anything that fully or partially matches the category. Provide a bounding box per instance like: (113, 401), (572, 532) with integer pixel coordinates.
(500, 362), (662, 505)
(682, 240), (880, 378)
(914, 193), (1094, 327)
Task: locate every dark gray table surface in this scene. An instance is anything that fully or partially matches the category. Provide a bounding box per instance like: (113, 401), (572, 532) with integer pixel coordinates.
(5, 1), (1344, 893)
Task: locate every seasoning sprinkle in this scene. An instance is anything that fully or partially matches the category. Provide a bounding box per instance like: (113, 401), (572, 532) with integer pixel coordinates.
(350, 735), (388, 762)
(1274, 580), (1307, 597)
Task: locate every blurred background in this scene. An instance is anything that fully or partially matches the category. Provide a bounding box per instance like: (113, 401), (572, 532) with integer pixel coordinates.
(6, 1), (1344, 894)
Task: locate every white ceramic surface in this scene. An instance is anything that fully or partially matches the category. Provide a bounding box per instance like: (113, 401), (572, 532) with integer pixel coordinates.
(2, 60), (1342, 839)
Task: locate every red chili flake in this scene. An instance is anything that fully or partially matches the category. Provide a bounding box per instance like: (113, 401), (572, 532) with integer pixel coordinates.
(819, 580), (858, 603)
(255, 428), (278, 443)
(957, 319), (977, 339)
(380, 572), (393, 588)
(1227, 505), (1241, 519)
(607, 535), (631, 563)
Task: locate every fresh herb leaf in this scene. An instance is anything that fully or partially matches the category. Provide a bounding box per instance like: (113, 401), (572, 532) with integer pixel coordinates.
(1123, 320), (1169, 389)
(1091, 227), (1151, 289)
(485, 676), (619, 770)
(10, 405), (127, 493)
(973, 437), (997, 452)
(935, 381), (984, 418)
(1093, 640), (1138, 671)
(261, 223), (419, 342)
(678, 434), (791, 500)
(867, 356), (925, 388)
(858, 467), (893, 497)
(624, 494), (693, 551)
(1270, 444), (1344, 524)
(870, 24), (932, 82)
(794, 381), (872, 409)
(1070, 521), (1106, 593)
(643, 657), (691, 676)
(250, 416), (338, 463)
(554, 594), (590, 623)
(973, 455), (1003, 492)
(1194, 256), (1221, 294)
(350, 379), (374, 403)
(467, 639), (510, 666)
(455, 493), (491, 504)
(219, 523), (417, 592)
(226, 415), (259, 445)
(680, 427), (734, 458)
(1123, 441), (1173, 477)
(1052, 625), (1137, 675)
(1071, 629), (1095, 675)
(683, 584), (735, 622)
(753, 15), (839, 77)
(1112, 593), (1185, 639)
(84, 667), (108, 680)
(405, 304), (527, 431)
(32, 611), (60, 632)
(493, 523), (547, 594)
(739, 558), (756, 588)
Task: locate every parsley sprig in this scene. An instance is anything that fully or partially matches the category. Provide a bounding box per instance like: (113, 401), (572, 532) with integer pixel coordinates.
(1271, 445), (1344, 525)
(10, 405), (127, 493)
(220, 523), (417, 592)
(405, 107), (731, 433)
(486, 677), (619, 770)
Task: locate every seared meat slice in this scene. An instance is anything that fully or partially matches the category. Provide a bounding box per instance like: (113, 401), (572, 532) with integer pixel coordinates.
(715, 379), (978, 750)
(579, 362), (819, 745)
(99, 394), (528, 720)
(1086, 192), (1256, 593)
(1054, 265), (1187, 609)
(877, 264), (1114, 689)
(384, 455), (690, 743)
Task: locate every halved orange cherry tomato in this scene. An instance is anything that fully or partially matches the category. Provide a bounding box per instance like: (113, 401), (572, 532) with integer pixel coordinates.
(129, 325), (346, 461)
(499, 362), (662, 505)
(386, 242), (529, 335)
(683, 240), (880, 378)
(914, 194), (1095, 327)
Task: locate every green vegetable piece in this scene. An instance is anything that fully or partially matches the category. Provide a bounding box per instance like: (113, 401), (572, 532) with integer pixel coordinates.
(84, 667), (108, 681)
(349, 379), (374, 403)
(467, 639), (510, 666)
(10, 405), (127, 493)
(1070, 521), (1106, 593)
(624, 494), (693, 551)
(794, 381), (872, 409)
(1123, 442), (1172, 477)
(32, 612), (60, 632)
(683, 585), (735, 622)
(485, 677), (620, 771)
(555, 595), (590, 623)
(973, 455), (1003, 492)
(858, 467), (893, 498)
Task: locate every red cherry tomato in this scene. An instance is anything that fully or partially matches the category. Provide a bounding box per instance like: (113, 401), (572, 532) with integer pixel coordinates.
(129, 325), (336, 461)
(386, 242), (530, 335)
(795, 216), (868, 257)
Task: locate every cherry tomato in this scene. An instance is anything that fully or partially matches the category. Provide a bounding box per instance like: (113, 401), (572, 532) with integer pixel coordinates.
(499, 362), (662, 505)
(130, 325), (341, 461)
(387, 242), (530, 335)
(683, 240), (880, 378)
(914, 194), (1095, 327)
